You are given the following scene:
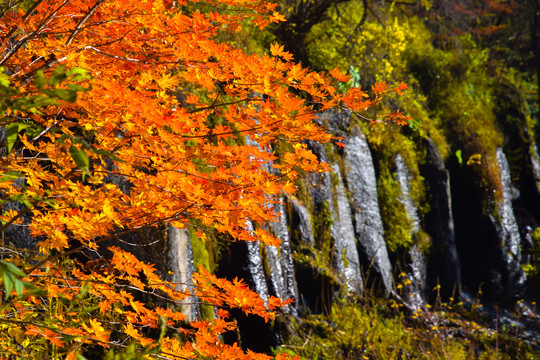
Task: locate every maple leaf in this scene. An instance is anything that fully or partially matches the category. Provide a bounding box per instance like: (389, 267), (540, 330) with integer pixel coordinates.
(0, 0), (403, 357)
(123, 323), (140, 339)
(392, 81), (409, 96)
(270, 42), (293, 61)
(329, 67), (351, 82)
(82, 319), (110, 343)
(372, 81), (389, 95)
(269, 11), (286, 23)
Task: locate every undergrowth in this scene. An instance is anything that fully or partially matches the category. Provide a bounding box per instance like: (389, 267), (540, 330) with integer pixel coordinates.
(277, 296), (540, 359)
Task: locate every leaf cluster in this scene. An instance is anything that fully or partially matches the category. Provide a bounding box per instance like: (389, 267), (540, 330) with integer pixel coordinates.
(0, 0), (407, 358)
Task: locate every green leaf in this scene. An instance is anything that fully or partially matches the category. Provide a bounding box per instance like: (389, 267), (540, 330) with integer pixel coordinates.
(74, 281), (90, 300)
(69, 145), (90, 174)
(13, 278), (23, 296)
(1, 260), (27, 277)
(59, 88), (78, 102)
(24, 125), (43, 139)
(455, 150), (463, 165)
(68, 83), (91, 93)
(79, 305), (99, 314)
(33, 70), (47, 90)
(30, 194), (58, 209)
(0, 68), (10, 88)
(0, 171), (24, 182)
(158, 315), (166, 341)
(48, 65), (67, 87)
(93, 148), (125, 163)
(6, 193), (32, 209)
(23, 282), (47, 297)
(3, 272), (14, 299)
(66, 67), (91, 81)
(6, 122), (30, 153)
(53, 88), (77, 102)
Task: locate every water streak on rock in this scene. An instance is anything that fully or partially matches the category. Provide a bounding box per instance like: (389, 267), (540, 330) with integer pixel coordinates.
(395, 155), (425, 308)
(343, 134), (392, 294)
(290, 198), (315, 246)
(268, 200), (299, 315)
(246, 221), (270, 303)
(331, 162), (363, 294)
(495, 148), (526, 297)
(167, 226), (197, 321)
(395, 155), (420, 232)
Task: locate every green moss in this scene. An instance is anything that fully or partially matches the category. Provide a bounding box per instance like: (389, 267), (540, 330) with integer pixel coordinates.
(289, 196), (341, 295)
(307, 3), (512, 208)
(406, 32), (506, 203)
(377, 165), (414, 253)
(277, 298), (540, 359)
(188, 227), (212, 273)
(261, 245), (272, 282)
(293, 181), (311, 210)
(361, 123), (427, 253)
(187, 227), (216, 320)
(313, 200), (334, 257)
(369, 126), (426, 210)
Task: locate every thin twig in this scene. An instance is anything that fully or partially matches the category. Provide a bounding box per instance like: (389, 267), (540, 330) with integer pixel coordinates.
(0, 206), (32, 233)
(65, 0), (106, 46)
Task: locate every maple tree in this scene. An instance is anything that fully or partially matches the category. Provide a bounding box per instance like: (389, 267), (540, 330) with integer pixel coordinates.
(0, 0), (408, 358)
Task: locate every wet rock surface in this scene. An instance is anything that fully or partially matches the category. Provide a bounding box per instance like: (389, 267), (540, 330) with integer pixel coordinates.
(395, 154), (426, 309)
(343, 134), (393, 295)
(421, 138), (461, 301)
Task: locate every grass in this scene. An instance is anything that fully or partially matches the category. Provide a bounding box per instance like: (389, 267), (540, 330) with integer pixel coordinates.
(276, 293), (540, 359)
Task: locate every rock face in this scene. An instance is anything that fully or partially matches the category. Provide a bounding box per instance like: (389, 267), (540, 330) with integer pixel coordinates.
(396, 155), (421, 233)
(395, 154), (426, 309)
(450, 146), (527, 303)
(167, 226), (197, 321)
(421, 138), (461, 301)
(330, 162), (364, 295)
(268, 201), (299, 316)
(5, 108), (540, 353)
(216, 226), (277, 353)
(287, 196), (325, 312)
(245, 222), (271, 303)
(494, 148), (526, 300)
(302, 142), (348, 311)
(343, 134), (393, 295)
(3, 195), (35, 249)
(289, 197), (315, 246)
(304, 140), (363, 296)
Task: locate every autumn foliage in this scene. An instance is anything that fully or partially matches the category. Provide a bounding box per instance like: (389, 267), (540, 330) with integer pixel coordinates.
(0, 0), (407, 358)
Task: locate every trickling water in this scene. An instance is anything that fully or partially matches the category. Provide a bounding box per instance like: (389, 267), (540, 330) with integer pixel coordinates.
(395, 155), (420, 232)
(167, 226), (197, 321)
(343, 134), (392, 294)
(306, 142), (363, 294)
(407, 245), (426, 307)
(246, 221), (270, 303)
(268, 200), (299, 315)
(290, 198), (315, 246)
(395, 155), (426, 309)
(495, 148), (526, 296)
(239, 136), (273, 303)
(331, 162), (363, 294)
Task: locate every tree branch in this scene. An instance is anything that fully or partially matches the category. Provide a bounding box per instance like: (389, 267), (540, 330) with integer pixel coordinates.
(65, 0), (106, 46)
